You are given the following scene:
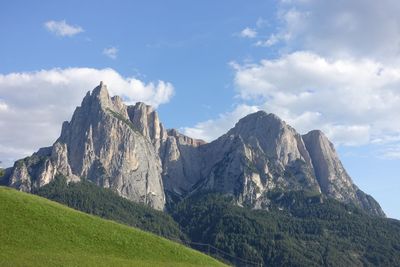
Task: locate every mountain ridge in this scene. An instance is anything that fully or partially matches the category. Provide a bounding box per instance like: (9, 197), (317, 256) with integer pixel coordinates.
(3, 82), (385, 216)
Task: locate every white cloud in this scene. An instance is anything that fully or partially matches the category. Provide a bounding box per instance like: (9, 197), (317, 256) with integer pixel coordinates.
(381, 145), (400, 159)
(0, 101), (8, 111)
(183, 104), (259, 142)
(103, 47), (118, 59)
(255, 34), (279, 47)
(239, 27), (257, 38)
(0, 68), (174, 167)
(185, 51), (400, 148)
(273, 0), (400, 62)
(190, 1), (400, 155)
(254, 7), (308, 48)
(44, 20), (84, 37)
(233, 52), (400, 145)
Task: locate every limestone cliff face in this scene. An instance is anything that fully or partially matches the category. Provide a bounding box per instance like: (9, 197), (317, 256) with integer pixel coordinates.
(197, 112), (320, 207)
(8, 83), (165, 210)
(127, 102), (168, 153)
(6, 83), (385, 216)
(192, 112), (384, 216)
(302, 130), (385, 217)
(124, 101), (205, 199)
(161, 129), (204, 199)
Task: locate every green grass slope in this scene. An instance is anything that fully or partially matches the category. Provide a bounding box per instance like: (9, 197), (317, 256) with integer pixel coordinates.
(35, 176), (186, 242)
(0, 187), (226, 267)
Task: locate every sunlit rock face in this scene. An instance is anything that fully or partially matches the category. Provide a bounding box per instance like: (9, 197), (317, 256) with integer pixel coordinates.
(5, 83), (385, 216)
(192, 111), (384, 216)
(302, 130), (385, 217)
(196, 112), (319, 206)
(7, 83), (165, 210)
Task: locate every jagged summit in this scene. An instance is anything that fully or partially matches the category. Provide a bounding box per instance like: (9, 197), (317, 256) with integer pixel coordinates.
(8, 83), (166, 210)
(236, 110), (281, 122)
(4, 83), (385, 216)
(93, 80), (107, 94)
(167, 129), (206, 146)
(232, 111), (284, 132)
(91, 81), (111, 105)
(302, 129), (385, 216)
(305, 129), (324, 136)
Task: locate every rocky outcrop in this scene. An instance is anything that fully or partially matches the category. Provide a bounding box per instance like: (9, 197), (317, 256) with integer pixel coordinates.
(161, 129), (205, 199)
(7, 82), (165, 210)
(302, 130), (385, 216)
(127, 102), (168, 153)
(5, 83), (385, 216)
(196, 112), (320, 207)
(192, 112), (384, 216)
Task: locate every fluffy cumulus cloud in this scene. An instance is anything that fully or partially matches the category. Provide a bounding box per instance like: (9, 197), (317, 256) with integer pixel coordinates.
(103, 47), (118, 59)
(184, 104), (259, 141)
(185, 52), (400, 151)
(187, 1), (400, 160)
(44, 20), (84, 37)
(0, 68), (174, 167)
(269, 0), (400, 62)
(239, 27), (257, 38)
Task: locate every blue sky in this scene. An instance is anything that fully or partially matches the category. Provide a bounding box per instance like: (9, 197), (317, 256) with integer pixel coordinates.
(0, 0), (399, 219)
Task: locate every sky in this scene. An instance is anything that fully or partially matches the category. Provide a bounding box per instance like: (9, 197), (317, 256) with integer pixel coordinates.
(0, 0), (399, 219)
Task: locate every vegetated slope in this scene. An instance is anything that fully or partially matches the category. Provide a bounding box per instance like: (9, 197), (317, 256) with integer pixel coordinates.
(35, 175), (186, 241)
(0, 187), (226, 267)
(172, 191), (400, 267)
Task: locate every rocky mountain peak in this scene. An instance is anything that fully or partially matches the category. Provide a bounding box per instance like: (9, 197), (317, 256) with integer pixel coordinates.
(302, 129), (385, 216)
(4, 83), (385, 216)
(303, 130), (331, 147)
(127, 102), (166, 148)
(167, 129), (206, 147)
(91, 81), (112, 106)
(231, 111), (285, 134)
(198, 110), (320, 206)
(225, 111), (311, 167)
(7, 83), (166, 210)
(302, 129), (350, 194)
(92, 81), (108, 95)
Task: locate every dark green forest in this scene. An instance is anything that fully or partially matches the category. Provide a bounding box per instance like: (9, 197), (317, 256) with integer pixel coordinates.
(171, 192), (400, 266)
(35, 177), (400, 266)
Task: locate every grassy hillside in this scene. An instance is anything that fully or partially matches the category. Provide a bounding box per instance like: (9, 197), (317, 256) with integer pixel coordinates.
(0, 186), (226, 267)
(35, 175), (186, 241)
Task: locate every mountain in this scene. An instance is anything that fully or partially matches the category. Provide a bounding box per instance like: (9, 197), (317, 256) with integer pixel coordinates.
(5, 83), (166, 210)
(0, 186), (226, 267)
(195, 112), (384, 216)
(2, 82), (385, 216)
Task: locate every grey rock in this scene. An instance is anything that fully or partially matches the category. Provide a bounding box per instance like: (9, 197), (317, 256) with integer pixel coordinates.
(192, 112), (384, 216)
(161, 129), (205, 198)
(197, 111), (320, 207)
(8, 82), (165, 210)
(6, 83), (385, 216)
(302, 130), (385, 216)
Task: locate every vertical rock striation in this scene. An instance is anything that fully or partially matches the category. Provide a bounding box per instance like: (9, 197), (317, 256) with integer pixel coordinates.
(5, 83), (385, 216)
(196, 112), (319, 206)
(7, 82), (165, 210)
(302, 130), (385, 216)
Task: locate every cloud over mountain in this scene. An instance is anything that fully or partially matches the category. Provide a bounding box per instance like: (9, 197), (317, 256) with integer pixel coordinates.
(186, 52), (400, 153)
(0, 68), (174, 167)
